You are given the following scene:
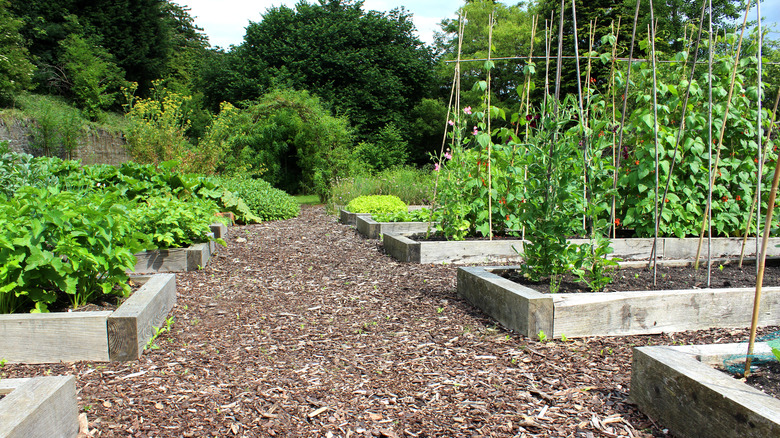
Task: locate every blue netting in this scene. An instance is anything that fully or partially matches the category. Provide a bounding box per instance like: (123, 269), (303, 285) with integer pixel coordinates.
(721, 332), (780, 376)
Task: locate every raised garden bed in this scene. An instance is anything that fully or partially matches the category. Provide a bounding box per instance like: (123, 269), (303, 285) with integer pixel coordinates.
(0, 273), (176, 363)
(631, 343), (780, 438)
(132, 223), (225, 273)
(338, 205), (429, 226)
(456, 265), (780, 338)
(0, 375), (78, 438)
(355, 215), (437, 239)
(385, 234), (780, 264)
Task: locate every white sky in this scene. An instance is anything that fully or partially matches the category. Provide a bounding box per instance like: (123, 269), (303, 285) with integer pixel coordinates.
(176, 0), (779, 49)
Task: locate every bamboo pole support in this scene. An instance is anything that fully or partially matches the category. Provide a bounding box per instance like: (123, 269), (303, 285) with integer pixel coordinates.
(745, 2), (780, 376)
(694, 0), (753, 270)
(648, 7), (661, 285)
(647, 0), (708, 265)
(739, 89), (780, 266)
(609, 18), (621, 239)
(487, 12), (494, 240)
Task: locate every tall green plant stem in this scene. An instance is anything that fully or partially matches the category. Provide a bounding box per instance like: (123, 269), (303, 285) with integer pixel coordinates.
(739, 88), (780, 266)
(694, 0), (753, 270)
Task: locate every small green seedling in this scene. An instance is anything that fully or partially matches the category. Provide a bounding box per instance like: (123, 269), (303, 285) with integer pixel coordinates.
(146, 316), (175, 350)
(560, 334), (569, 342)
(768, 340), (780, 361)
(537, 330), (548, 343)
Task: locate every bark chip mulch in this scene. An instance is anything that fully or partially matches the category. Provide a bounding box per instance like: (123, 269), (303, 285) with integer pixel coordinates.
(5, 206), (778, 437)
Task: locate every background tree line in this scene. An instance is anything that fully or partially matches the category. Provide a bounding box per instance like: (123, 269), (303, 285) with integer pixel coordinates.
(0, 0), (774, 198)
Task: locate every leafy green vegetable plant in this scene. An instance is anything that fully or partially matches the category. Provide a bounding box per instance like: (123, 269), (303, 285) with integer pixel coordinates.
(0, 188), (150, 312)
(346, 195), (407, 214)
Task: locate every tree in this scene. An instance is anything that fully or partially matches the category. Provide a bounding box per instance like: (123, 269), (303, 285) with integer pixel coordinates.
(60, 34), (126, 120)
(534, 0), (744, 97)
(0, 0), (35, 104)
(9, 0), (175, 94)
(238, 0), (436, 141)
(436, 0), (537, 114)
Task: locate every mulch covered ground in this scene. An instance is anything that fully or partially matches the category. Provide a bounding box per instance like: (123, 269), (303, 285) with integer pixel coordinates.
(5, 205), (777, 437)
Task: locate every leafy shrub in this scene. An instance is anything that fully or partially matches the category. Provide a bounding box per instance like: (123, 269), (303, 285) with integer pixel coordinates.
(0, 188), (150, 313)
(129, 196), (220, 249)
(15, 94), (86, 158)
(346, 195), (407, 214)
(59, 34), (126, 120)
(355, 123), (409, 172)
(215, 175), (300, 221)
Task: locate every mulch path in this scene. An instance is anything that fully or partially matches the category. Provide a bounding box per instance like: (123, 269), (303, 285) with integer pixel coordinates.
(4, 205), (778, 437)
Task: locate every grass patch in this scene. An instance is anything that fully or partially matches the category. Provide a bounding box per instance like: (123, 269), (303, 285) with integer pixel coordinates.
(328, 166), (435, 212)
(294, 194), (321, 205)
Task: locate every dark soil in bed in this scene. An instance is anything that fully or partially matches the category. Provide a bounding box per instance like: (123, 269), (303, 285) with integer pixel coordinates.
(4, 206), (778, 437)
(503, 261), (780, 293)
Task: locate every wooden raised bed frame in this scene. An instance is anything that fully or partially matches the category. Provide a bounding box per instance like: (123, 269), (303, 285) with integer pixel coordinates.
(631, 343), (780, 438)
(456, 265), (780, 338)
(383, 234), (780, 264)
(132, 223), (226, 273)
(355, 215), (436, 239)
(0, 273), (176, 363)
(0, 376), (78, 438)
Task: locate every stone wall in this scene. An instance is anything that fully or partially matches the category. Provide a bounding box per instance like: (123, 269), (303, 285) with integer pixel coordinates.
(0, 116), (132, 166)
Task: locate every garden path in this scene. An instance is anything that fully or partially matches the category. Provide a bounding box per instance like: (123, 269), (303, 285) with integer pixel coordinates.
(6, 206), (774, 437)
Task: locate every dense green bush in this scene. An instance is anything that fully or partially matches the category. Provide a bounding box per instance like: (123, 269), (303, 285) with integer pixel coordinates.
(346, 195), (407, 214)
(215, 175), (300, 221)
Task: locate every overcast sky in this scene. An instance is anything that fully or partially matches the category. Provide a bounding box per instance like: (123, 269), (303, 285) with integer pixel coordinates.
(176, 0), (779, 49)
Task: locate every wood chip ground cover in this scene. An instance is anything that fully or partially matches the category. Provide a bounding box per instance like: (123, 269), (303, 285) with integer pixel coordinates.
(4, 206), (777, 437)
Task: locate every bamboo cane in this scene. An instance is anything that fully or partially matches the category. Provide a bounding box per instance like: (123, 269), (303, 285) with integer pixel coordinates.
(739, 89), (780, 266)
(487, 12), (494, 240)
(610, 18), (621, 239)
(571, 0), (587, 233)
(615, 1), (642, 232)
(745, 0), (773, 377)
(554, 0), (565, 110)
(648, 5), (661, 285)
(694, 0), (754, 270)
(646, 0), (708, 265)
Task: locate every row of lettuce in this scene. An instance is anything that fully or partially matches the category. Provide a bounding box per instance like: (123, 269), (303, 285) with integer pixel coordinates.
(0, 153), (300, 314)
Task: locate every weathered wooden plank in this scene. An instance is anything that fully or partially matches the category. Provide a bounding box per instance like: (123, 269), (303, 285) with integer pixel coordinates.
(553, 287), (780, 338)
(356, 216), (435, 239)
(385, 235), (780, 264)
(133, 243), (211, 273)
(0, 376), (79, 438)
(661, 237), (780, 260)
(0, 312), (111, 363)
(209, 222), (228, 240)
(631, 344), (780, 438)
(457, 266), (553, 337)
(457, 266), (780, 338)
(108, 273), (176, 361)
(338, 209), (371, 226)
(382, 233), (421, 263)
(187, 242), (211, 270)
